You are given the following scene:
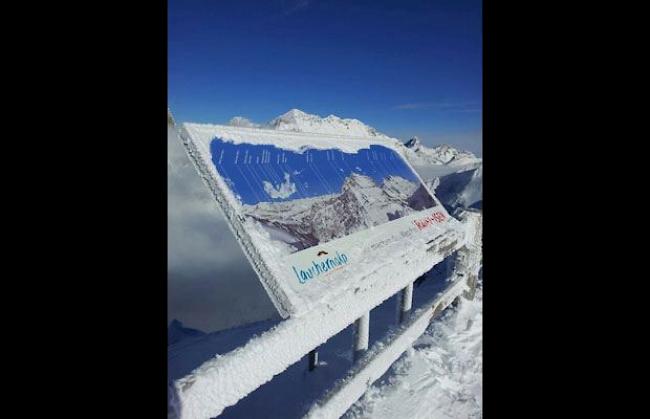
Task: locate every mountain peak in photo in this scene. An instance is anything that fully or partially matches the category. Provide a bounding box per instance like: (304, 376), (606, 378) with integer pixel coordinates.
(266, 108), (385, 138)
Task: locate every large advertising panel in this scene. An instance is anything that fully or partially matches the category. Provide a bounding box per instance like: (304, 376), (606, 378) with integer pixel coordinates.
(179, 123), (462, 317)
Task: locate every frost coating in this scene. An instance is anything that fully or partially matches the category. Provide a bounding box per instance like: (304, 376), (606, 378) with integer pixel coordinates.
(172, 223), (468, 419)
(178, 122), (455, 319)
(307, 212), (482, 419)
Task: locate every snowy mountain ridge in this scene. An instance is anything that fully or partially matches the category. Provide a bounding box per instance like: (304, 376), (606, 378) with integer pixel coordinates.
(230, 109), (389, 139)
(242, 173), (435, 252)
(268, 109), (387, 138)
(402, 136), (481, 168)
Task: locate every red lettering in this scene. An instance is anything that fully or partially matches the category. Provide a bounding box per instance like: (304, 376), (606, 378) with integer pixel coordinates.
(413, 211), (447, 231)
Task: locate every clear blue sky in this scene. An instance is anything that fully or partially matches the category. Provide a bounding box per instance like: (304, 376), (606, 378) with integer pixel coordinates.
(169, 0), (482, 155)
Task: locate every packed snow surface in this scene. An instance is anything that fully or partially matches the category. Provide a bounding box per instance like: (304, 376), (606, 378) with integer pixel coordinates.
(345, 285), (483, 419)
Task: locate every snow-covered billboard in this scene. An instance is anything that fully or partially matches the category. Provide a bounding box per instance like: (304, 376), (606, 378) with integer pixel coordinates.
(179, 123), (461, 317)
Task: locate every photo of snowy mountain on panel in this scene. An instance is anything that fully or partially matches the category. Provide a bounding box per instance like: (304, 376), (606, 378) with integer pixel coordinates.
(210, 138), (438, 253)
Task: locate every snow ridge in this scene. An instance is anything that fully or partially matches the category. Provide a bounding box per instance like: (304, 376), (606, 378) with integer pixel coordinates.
(403, 136), (481, 168)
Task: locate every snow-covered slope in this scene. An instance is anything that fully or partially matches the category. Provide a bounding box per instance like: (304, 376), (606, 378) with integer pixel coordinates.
(427, 164), (483, 213)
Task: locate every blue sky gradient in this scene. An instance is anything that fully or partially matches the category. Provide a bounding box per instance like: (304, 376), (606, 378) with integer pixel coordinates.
(169, 0), (482, 155)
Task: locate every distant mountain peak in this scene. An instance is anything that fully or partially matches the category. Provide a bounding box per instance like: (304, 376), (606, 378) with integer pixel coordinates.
(283, 108), (309, 118)
(341, 173), (379, 200)
(343, 172), (374, 185)
(230, 108), (389, 139)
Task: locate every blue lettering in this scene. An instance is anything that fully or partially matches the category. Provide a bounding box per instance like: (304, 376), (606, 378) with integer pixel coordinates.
(293, 266), (302, 283)
(293, 251), (350, 284)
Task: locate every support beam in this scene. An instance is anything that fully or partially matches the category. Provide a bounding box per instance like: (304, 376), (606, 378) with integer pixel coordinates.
(398, 282), (414, 324)
(454, 209), (483, 301)
(353, 312), (370, 362)
(308, 349), (319, 371)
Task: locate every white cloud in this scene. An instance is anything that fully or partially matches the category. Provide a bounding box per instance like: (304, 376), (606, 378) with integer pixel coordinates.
(263, 173), (297, 199)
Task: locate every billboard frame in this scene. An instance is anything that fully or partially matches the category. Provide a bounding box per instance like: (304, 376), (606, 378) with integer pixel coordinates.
(175, 120), (461, 319)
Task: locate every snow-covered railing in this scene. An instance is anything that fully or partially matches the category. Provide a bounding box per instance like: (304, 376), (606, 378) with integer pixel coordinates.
(170, 209), (481, 419)
(305, 272), (470, 419)
(307, 210), (482, 418)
